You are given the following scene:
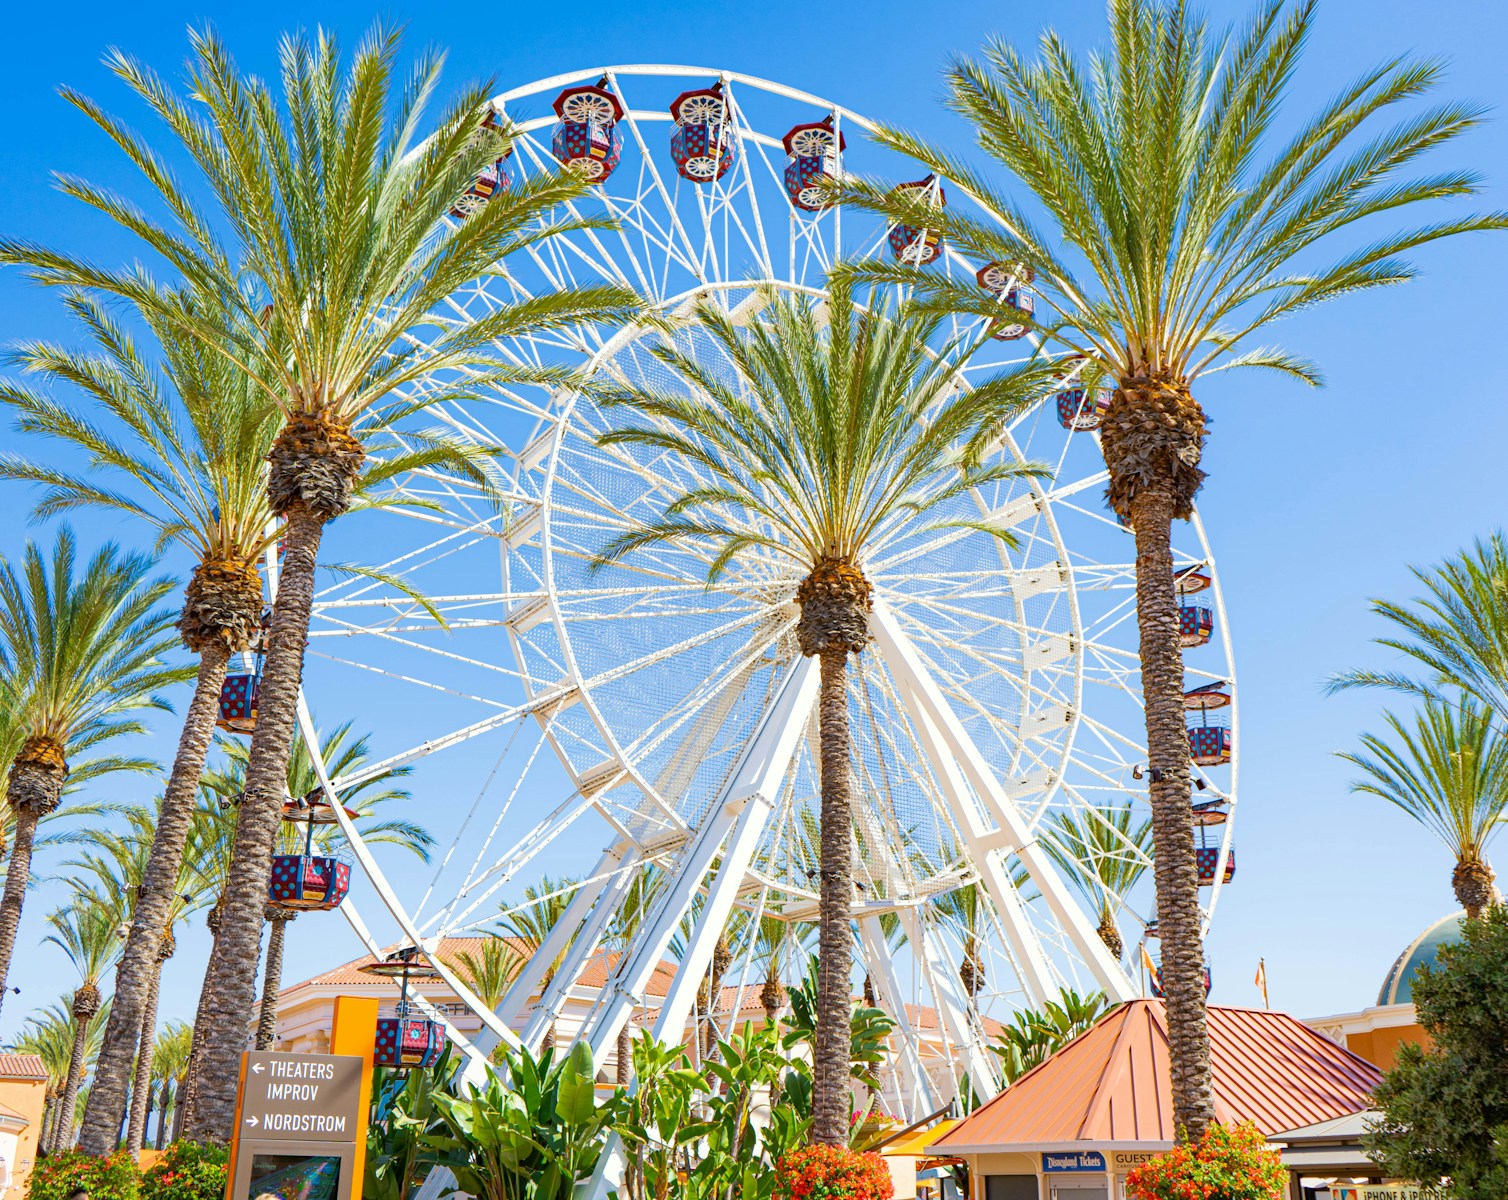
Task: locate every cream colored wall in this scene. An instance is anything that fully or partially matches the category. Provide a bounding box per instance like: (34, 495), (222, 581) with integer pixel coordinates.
(0, 1077), (46, 1200)
(968, 1152), (1042, 1200)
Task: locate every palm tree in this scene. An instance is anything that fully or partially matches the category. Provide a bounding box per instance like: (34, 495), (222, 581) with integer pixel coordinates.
(836, 0), (1505, 1138)
(1, 28), (641, 1143)
(933, 885), (988, 1001)
(991, 988), (1109, 1083)
(65, 802), (215, 1153)
(201, 722), (433, 1049)
(1045, 803), (1155, 960)
(451, 938), (523, 1013)
(1341, 694), (1508, 918)
(595, 279), (1045, 1144)
(150, 1022), (193, 1149)
(44, 897), (122, 1146)
(0, 529), (181, 1016)
(498, 877), (581, 1052)
(0, 290), (282, 1154)
(1331, 536), (1508, 727)
(14, 1002), (76, 1151)
(754, 914), (813, 1025)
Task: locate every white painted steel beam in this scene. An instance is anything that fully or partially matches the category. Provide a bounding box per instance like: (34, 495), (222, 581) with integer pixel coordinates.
(858, 915), (937, 1121)
(899, 907), (999, 1102)
(873, 603), (1136, 1002)
(517, 845), (642, 1052)
(579, 657), (818, 1068)
(294, 693), (526, 1057)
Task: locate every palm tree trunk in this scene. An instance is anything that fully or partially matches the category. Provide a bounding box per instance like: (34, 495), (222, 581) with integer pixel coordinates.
(0, 798), (50, 1016)
(155, 1080), (172, 1150)
(255, 909), (294, 1050)
(616, 1018), (632, 1087)
(186, 510), (326, 1142)
(125, 956), (165, 1154)
(80, 645), (230, 1154)
(179, 909), (222, 1134)
(39, 1096), (55, 1154)
(56, 1011), (92, 1151)
(812, 648), (855, 1147)
(1452, 855), (1496, 919)
(170, 1075), (188, 1143)
(1131, 490), (1214, 1142)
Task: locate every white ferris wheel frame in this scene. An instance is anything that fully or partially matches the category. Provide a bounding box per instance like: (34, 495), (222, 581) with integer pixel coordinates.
(269, 64), (1240, 1109)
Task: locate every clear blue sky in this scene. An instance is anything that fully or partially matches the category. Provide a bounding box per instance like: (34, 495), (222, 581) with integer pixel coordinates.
(2, 0), (1506, 1043)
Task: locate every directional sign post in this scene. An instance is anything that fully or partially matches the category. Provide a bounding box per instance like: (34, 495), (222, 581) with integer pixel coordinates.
(227, 1051), (366, 1200)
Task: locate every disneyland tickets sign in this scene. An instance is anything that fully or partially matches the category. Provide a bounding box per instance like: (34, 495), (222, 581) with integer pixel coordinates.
(1041, 1152), (1106, 1173)
(236, 1051), (364, 1142)
(1330, 1188), (1451, 1200)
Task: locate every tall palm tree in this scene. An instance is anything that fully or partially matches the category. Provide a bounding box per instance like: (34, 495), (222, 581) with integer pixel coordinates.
(1341, 694), (1507, 918)
(0, 290), (280, 1153)
(44, 898), (122, 1147)
(199, 723), (432, 1049)
(594, 280), (1045, 1144)
(1045, 803), (1155, 960)
(1331, 535), (1508, 727)
(65, 802), (215, 1153)
(497, 876), (580, 1052)
(1, 27), (641, 1143)
(14, 1001), (76, 1152)
(150, 1021), (193, 1150)
(837, 0), (1505, 1138)
(0, 529), (181, 1017)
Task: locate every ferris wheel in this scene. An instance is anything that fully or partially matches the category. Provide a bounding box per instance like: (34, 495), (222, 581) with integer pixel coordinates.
(269, 65), (1239, 1111)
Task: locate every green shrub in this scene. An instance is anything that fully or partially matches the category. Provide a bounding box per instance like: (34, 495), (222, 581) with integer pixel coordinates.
(27, 1149), (140, 1200)
(140, 1142), (228, 1200)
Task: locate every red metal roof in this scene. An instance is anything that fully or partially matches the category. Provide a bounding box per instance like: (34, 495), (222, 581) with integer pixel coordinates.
(935, 1001), (1382, 1150)
(0, 1054), (47, 1081)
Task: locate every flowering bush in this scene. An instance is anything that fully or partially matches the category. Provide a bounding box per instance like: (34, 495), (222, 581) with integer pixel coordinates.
(140, 1142), (228, 1200)
(26, 1149), (140, 1200)
(1124, 1122), (1286, 1200)
(775, 1145), (894, 1200)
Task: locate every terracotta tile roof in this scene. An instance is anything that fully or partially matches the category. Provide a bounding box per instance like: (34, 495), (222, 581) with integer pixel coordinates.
(935, 1000), (1382, 1151)
(0, 1054), (47, 1081)
(279, 942), (989, 1041)
(280, 937), (681, 999)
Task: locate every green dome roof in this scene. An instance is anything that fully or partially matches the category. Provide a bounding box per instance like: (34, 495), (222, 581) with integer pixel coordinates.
(1377, 911), (1466, 1006)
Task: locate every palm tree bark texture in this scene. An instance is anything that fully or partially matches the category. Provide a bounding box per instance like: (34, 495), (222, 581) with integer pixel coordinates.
(56, 982), (102, 1150)
(0, 737), (66, 1019)
(124, 933), (172, 1153)
(187, 414), (363, 1142)
(79, 639), (237, 1154)
(256, 906), (295, 1050)
(796, 556), (871, 1147)
(1104, 373), (1215, 1140)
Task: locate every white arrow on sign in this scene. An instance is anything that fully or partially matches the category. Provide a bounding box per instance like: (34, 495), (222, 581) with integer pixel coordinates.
(252, 1062), (264, 1074)
(245, 1116), (259, 1127)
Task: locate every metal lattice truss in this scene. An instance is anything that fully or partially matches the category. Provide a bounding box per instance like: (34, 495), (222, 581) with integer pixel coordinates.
(283, 66), (1239, 1116)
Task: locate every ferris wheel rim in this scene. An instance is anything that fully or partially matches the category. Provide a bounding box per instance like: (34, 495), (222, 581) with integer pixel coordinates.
(286, 61), (1241, 1088)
